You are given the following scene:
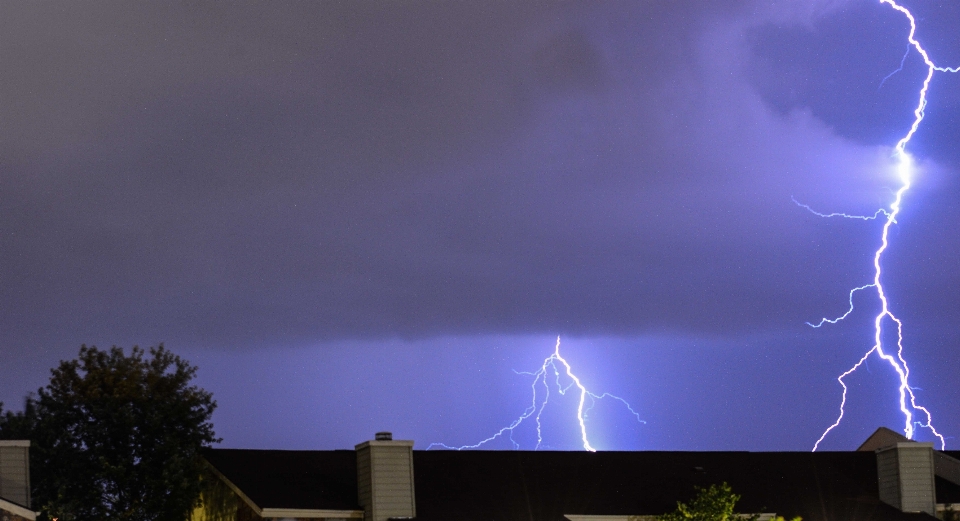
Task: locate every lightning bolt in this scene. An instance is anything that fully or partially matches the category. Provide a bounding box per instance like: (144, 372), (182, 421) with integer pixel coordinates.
(427, 337), (644, 451)
(878, 43), (912, 90)
(808, 0), (958, 451)
(792, 196), (890, 221)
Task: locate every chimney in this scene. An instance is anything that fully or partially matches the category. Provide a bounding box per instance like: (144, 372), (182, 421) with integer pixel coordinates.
(356, 432), (416, 521)
(876, 442), (936, 515)
(0, 440), (30, 508)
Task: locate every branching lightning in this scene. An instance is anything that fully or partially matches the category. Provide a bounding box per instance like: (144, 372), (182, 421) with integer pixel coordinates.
(879, 44), (912, 90)
(808, 0), (958, 451)
(427, 337), (644, 451)
(805, 283), (876, 328)
(792, 196), (890, 221)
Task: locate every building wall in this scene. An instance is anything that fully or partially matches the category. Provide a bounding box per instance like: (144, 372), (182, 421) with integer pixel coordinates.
(0, 508), (33, 521)
(877, 443), (937, 515)
(0, 442), (30, 509)
(0, 498), (34, 521)
(356, 441), (415, 521)
(897, 445), (936, 514)
(877, 448), (902, 509)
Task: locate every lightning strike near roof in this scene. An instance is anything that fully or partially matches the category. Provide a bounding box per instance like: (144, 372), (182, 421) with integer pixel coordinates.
(809, 0), (959, 452)
(427, 337), (644, 452)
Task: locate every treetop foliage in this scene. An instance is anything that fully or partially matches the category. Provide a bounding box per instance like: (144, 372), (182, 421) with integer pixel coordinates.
(0, 344), (219, 521)
(657, 483), (800, 521)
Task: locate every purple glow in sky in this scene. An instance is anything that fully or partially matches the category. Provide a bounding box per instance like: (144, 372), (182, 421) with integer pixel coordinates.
(2, 0), (959, 451)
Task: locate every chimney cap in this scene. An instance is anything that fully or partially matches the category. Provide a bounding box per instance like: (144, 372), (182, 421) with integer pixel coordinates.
(375, 431), (393, 441)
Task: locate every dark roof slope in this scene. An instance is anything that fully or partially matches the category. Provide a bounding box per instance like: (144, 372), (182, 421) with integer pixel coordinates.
(937, 476), (960, 504)
(203, 448), (360, 511)
(413, 451), (931, 521)
(203, 448), (940, 521)
(937, 451), (960, 505)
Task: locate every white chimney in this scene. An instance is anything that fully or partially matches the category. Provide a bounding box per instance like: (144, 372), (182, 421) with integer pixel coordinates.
(876, 442), (936, 515)
(0, 440), (30, 508)
(356, 432), (416, 521)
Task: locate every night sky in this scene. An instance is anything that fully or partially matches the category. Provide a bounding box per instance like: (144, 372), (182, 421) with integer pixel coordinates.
(2, 1), (959, 452)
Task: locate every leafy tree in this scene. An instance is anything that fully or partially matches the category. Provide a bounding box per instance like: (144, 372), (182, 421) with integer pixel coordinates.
(0, 397), (39, 440)
(657, 483), (799, 521)
(0, 345), (219, 520)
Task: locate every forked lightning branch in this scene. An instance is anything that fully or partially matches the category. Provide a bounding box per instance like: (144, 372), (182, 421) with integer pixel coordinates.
(428, 337), (644, 451)
(804, 0), (958, 451)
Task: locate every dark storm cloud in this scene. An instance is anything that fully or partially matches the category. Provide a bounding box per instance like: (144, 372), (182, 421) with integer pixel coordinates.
(3, 0), (958, 355)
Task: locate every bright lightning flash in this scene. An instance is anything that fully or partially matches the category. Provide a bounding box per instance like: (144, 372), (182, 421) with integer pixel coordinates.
(808, 0), (958, 451)
(427, 337), (644, 451)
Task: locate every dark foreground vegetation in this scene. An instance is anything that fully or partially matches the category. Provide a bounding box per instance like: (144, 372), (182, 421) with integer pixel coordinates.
(0, 345), (218, 521)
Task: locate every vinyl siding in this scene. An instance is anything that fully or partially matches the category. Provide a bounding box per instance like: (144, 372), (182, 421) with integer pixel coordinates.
(356, 442), (415, 521)
(0, 446), (29, 508)
(897, 446), (935, 514)
(877, 443), (936, 515)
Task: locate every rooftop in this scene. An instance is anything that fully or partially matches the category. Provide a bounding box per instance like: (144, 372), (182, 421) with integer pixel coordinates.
(203, 447), (960, 521)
